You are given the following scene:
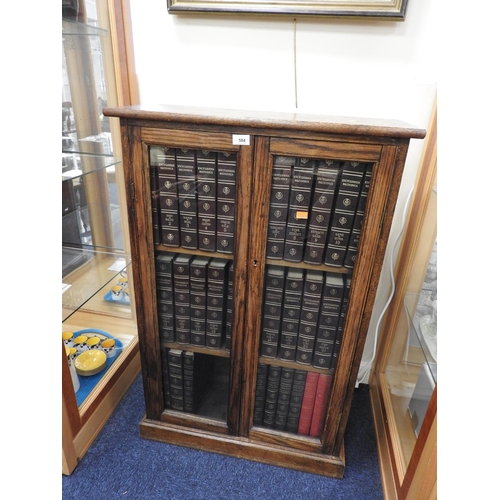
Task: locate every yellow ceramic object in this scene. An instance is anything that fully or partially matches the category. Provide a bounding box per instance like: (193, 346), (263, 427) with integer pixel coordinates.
(74, 350), (107, 376)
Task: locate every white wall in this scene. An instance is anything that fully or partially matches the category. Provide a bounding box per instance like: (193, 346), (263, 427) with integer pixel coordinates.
(127, 0), (438, 382)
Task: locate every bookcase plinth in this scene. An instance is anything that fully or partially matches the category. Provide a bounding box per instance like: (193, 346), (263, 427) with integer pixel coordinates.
(139, 416), (346, 478)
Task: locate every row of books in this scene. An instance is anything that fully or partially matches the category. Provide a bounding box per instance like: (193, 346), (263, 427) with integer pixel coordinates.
(149, 146), (237, 254)
(254, 364), (332, 437)
(156, 252), (234, 350)
(160, 348), (214, 413)
(260, 265), (350, 370)
(267, 157), (373, 269)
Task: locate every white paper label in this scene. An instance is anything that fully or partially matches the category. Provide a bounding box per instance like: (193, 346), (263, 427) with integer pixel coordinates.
(232, 134), (250, 146)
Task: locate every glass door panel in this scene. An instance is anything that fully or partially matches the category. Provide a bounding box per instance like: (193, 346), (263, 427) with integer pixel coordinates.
(253, 153), (375, 439)
(148, 145), (237, 425)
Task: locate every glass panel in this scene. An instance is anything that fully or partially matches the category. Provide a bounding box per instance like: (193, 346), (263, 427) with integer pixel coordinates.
(149, 146), (237, 423)
(62, 247), (136, 407)
(381, 184), (437, 476)
(252, 155), (373, 437)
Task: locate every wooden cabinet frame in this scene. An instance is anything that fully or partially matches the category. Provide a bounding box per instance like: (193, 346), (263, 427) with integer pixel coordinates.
(105, 104), (425, 478)
(369, 99), (437, 499)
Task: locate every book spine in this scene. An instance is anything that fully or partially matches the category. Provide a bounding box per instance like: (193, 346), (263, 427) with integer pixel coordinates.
(309, 373), (333, 438)
(284, 159), (316, 263)
(167, 348), (184, 411)
(182, 351), (195, 413)
(148, 145), (161, 192)
(331, 278), (350, 371)
(173, 255), (193, 344)
(297, 372), (320, 435)
(263, 365), (282, 428)
(274, 367), (295, 430)
(206, 259), (229, 349)
(312, 274), (345, 370)
(344, 165), (373, 269)
(151, 190), (160, 246)
(224, 262), (234, 351)
(156, 147), (180, 247)
(160, 347), (171, 409)
(196, 150), (217, 252)
(324, 161), (367, 267)
(260, 266), (285, 359)
(278, 268), (304, 362)
(156, 252), (176, 343)
(286, 369), (307, 433)
(253, 363), (269, 426)
(266, 156), (294, 260)
(177, 148), (198, 250)
(189, 257), (210, 347)
(216, 151), (237, 254)
(303, 161), (341, 265)
(296, 270), (324, 366)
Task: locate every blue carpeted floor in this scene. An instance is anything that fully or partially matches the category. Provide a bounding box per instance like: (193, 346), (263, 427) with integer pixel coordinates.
(62, 374), (383, 499)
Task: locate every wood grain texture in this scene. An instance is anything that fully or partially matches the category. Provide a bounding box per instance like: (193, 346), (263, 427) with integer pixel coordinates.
(108, 105), (425, 477)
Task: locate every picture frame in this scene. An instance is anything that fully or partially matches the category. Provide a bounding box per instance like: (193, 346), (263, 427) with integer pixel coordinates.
(166, 0), (409, 20)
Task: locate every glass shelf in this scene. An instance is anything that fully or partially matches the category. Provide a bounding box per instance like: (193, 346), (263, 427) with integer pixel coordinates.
(62, 19), (108, 37)
(62, 247), (131, 323)
(62, 151), (120, 180)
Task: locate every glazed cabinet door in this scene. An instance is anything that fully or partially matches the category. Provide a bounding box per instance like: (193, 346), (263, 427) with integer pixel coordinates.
(121, 125), (253, 436)
(241, 135), (408, 457)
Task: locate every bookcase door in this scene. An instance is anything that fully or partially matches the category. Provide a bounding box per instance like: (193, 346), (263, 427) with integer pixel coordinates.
(125, 126), (253, 436)
(242, 136), (382, 451)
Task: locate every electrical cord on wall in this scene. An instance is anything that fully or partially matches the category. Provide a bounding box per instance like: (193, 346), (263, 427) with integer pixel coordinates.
(355, 184), (415, 387)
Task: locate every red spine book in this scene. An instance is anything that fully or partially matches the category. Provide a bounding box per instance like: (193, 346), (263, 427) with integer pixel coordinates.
(297, 372), (320, 435)
(309, 373), (333, 438)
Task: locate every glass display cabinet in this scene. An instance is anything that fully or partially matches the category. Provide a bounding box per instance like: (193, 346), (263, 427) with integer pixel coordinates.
(62, 0), (139, 475)
(370, 100), (437, 500)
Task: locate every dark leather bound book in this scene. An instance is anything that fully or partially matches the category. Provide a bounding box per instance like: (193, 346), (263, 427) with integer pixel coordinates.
(284, 158), (316, 263)
(216, 151), (237, 254)
(312, 274), (345, 369)
(303, 160), (341, 265)
(206, 258), (229, 349)
(260, 266), (285, 359)
(156, 146), (180, 247)
(160, 347), (171, 409)
(309, 373), (333, 438)
(296, 270), (324, 366)
(156, 252), (177, 343)
(182, 351), (195, 413)
(173, 254), (193, 344)
(224, 262), (234, 351)
(263, 365), (282, 428)
(274, 367), (295, 430)
(331, 278), (351, 371)
(148, 145), (162, 192)
(266, 156), (294, 260)
(167, 348), (184, 411)
(253, 363), (269, 426)
(286, 369), (307, 434)
(278, 268), (304, 362)
(324, 161), (367, 267)
(177, 148), (198, 250)
(196, 150), (217, 252)
(189, 256), (210, 346)
(344, 164), (373, 269)
(151, 190), (160, 246)
(297, 372), (320, 435)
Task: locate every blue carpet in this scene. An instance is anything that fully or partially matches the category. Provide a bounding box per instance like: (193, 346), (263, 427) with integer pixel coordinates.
(62, 374), (383, 499)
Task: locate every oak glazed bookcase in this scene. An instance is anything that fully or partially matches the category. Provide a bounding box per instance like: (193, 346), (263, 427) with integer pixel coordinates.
(104, 104), (425, 478)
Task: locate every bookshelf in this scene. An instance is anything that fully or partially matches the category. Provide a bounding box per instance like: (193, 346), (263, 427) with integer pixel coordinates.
(103, 104), (425, 478)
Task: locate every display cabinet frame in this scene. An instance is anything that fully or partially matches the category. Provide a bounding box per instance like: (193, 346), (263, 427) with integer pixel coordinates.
(369, 99), (436, 499)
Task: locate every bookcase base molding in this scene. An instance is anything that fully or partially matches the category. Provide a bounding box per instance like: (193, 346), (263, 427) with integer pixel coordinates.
(104, 104), (425, 479)
(139, 417), (346, 478)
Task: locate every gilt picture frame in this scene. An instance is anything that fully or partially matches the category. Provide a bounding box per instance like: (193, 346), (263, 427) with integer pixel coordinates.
(166, 0), (409, 19)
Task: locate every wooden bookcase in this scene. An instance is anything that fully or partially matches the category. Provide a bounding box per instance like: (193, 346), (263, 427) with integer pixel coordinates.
(103, 104), (425, 478)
